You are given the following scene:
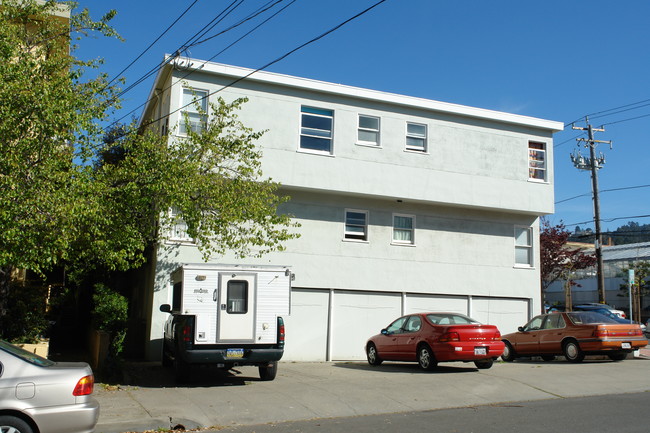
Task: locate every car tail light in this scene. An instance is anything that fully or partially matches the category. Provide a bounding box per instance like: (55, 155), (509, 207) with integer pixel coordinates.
(182, 324), (192, 343)
(438, 332), (460, 342)
(279, 320), (285, 343)
(594, 328), (609, 338)
(494, 330), (502, 340)
(73, 375), (94, 396)
(621, 313), (626, 318)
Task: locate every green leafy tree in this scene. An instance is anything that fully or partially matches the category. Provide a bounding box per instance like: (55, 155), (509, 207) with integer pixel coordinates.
(76, 96), (299, 274)
(0, 0), (121, 330)
(618, 261), (650, 323)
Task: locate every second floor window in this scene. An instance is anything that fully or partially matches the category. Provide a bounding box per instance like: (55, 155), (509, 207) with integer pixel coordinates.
(357, 114), (380, 146)
(300, 106), (333, 153)
(393, 214), (415, 244)
(180, 88), (208, 135)
(406, 122), (427, 152)
(529, 141), (546, 181)
(345, 210), (368, 241)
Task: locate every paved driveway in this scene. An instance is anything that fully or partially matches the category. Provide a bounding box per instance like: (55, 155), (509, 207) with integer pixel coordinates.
(95, 355), (650, 433)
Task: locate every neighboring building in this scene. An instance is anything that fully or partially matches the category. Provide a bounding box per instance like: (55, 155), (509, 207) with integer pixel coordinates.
(546, 241), (650, 318)
(138, 56), (563, 361)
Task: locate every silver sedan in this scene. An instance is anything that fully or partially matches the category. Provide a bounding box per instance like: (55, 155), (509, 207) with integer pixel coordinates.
(0, 340), (99, 433)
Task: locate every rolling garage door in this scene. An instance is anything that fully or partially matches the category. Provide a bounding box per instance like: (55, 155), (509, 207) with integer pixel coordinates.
(472, 297), (529, 335)
(283, 289), (330, 361)
(330, 291), (402, 360)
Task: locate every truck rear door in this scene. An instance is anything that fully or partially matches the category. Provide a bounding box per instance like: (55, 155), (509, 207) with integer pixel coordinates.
(217, 272), (256, 342)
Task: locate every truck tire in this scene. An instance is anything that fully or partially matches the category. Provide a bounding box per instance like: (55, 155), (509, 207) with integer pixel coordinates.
(259, 362), (278, 381)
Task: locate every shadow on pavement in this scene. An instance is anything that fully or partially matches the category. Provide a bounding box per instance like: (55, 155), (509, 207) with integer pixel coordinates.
(104, 362), (267, 388)
(332, 361), (478, 374)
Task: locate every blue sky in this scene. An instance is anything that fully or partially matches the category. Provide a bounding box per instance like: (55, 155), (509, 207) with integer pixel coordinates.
(77, 0), (650, 235)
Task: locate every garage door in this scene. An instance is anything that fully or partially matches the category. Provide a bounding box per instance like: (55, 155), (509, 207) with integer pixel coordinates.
(330, 291), (402, 360)
(472, 298), (529, 335)
(283, 289), (329, 361)
(404, 294), (468, 315)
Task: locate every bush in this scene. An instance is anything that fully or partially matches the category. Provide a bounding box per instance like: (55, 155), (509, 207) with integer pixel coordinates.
(3, 283), (49, 344)
(91, 284), (128, 356)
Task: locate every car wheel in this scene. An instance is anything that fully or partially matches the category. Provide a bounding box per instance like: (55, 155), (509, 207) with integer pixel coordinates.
(474, 359), (493, 369)
(501, 341), (516, 362)
(417, 345), (437, 371)
(608, 352), (628, 361)
(541, 355), (556, 362)
(259, 362), (278, 381)
(563, 340), (585, 363)
(0, 415), (34, 433)
(366, 343), (383, 366)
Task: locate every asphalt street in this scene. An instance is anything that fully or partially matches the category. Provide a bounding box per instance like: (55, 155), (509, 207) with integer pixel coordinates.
(94, 351), (650, 433)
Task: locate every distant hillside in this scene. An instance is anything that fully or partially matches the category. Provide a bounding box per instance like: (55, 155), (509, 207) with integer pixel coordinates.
(568, 221), (650, 245)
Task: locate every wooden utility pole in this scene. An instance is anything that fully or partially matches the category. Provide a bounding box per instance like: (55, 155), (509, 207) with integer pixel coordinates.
(571, 118), (611, 304)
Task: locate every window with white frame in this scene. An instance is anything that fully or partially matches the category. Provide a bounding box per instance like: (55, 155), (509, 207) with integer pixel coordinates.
(179, 88), (208, 135)
(528, 141), (546, 181)
(514, 226), (533, 266)
(393, 214), (415, 244)
(406, 122), (427, 152)
(344, 210), (368, 241)
(357, 114), (380, 146)
(300, 106), (333, 153)
(168, 207), (192, 242)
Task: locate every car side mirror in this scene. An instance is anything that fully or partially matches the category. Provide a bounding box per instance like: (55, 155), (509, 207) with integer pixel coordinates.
(159, 304), (172, 313)
(381, 329), (388, 335)
(518, 326), (525, 332)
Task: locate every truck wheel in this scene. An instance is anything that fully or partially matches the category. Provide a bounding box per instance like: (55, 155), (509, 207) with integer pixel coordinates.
(259, 362), (278, 381)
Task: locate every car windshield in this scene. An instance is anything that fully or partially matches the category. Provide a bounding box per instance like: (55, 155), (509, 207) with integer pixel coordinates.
(426, 313), (481, 325)
(567, 311), (619, 325)
(0, 340), (55, 367)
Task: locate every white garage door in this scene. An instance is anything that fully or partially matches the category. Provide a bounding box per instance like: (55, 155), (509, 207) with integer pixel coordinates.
(472, 298), (529, 335)
(283, 289), (329, 361)
(331, 291), (402, 360)
(404, 294), (468, 315)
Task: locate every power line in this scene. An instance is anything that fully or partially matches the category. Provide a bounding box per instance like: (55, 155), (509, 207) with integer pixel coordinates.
(140, 0), (389, 131)
(565, 214), (650, 228)
(110, 0), (296, 128)
(555, 184), (650, 205)
(103, 0), (200, 90)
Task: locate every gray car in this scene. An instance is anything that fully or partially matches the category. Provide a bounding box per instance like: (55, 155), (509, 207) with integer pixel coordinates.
(0, 340), (99, 433)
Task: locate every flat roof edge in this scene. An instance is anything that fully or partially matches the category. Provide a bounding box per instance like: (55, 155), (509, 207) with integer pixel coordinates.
(165, 55), (564, 132)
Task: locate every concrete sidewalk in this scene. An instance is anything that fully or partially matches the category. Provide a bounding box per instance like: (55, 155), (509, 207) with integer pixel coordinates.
(94, 352), (650, 433)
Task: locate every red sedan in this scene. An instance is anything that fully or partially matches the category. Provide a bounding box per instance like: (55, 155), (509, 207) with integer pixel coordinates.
(501, 311), (648, 362)
(366, 312), (505, 370)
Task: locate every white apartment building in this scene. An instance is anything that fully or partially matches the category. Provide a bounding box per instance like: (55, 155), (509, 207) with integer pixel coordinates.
(139, 56), (563, 362)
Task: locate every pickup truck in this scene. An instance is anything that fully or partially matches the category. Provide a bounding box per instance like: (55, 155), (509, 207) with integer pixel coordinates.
(160, 305), (285, 382)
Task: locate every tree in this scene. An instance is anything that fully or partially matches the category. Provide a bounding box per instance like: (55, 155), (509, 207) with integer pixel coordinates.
(0, 0), (121, 330)
(69, 97), (299, 276)
(0, 1), (299, 339)
(540, 219), (597, 310)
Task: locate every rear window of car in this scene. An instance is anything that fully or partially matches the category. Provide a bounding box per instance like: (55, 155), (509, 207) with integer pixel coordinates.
(0, 340), (55, 367)
(426, 313), (481, 325)
(567, 312), (619, 325)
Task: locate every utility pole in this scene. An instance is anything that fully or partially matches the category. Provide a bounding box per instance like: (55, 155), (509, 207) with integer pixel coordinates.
(571, 118), (611, 304)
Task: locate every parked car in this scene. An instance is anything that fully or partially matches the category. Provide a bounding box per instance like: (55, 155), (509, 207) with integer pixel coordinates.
(366, 312), (505, 370)
(501, 311), (647, 363)
(0, 339), (99, 433)
(572, 305), (646, 332)
(574, 303), (626, 318)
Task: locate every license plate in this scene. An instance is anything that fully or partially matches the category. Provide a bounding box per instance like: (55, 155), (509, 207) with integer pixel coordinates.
(226, 348), (244, 358)
(474, 347), (487, 356)
(621, 342), (631, 349)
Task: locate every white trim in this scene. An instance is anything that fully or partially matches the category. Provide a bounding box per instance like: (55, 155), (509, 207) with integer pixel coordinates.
(162, 56), (564, 132)
(514, 225), (534, 267)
